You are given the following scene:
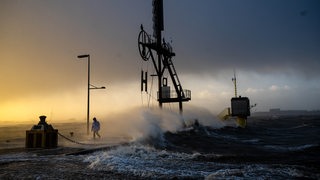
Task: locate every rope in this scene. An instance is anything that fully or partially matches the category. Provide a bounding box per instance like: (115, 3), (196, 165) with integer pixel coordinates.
(58, 132), (100, 146)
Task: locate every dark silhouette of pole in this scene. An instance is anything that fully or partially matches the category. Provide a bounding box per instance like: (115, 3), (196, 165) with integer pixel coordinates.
(77, 54), (90, 135)
(154, 0), (164, 109)
(77, 54), (106, 135)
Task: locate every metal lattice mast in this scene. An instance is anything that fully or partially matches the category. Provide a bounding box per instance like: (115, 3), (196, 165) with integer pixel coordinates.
(138, 0), (191, 113)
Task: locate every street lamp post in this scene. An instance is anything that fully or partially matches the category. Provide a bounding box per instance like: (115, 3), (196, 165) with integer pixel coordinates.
(77, 54), (105, 135)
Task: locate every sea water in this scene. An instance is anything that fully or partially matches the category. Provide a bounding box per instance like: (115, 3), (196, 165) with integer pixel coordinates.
(0, 115), (319, 179)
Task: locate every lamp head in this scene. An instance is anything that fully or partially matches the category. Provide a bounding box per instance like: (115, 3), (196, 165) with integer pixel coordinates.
(77, 54), (90, 58)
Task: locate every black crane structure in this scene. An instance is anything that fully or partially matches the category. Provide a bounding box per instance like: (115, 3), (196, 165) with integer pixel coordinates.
(138, 0), (191, 113)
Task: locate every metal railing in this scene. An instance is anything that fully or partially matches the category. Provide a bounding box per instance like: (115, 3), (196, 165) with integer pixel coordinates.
(158, 89), (191, 100)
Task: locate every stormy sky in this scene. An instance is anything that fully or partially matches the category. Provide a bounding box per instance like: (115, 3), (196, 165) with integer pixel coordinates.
(1, 0), (319, 123)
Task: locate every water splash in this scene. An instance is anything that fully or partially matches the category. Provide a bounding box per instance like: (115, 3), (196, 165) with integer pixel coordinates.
(100, 106), (225, 144)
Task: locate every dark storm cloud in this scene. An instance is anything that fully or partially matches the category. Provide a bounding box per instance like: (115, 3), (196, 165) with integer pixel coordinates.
(162, 0), (320, 78)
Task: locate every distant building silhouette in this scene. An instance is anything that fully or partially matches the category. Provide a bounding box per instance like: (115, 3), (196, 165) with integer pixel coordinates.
(253, 108), (320, 117)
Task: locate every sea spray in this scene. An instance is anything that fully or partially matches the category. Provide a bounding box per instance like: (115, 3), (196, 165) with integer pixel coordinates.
(183, 105), (226, 128)
(82, 107), (230, 178)
(99, 107), (185, 144)
(99, 106), (225, 144)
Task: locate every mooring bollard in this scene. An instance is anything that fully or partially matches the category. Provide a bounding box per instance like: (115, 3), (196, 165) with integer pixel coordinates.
(25, 115), (58, 148)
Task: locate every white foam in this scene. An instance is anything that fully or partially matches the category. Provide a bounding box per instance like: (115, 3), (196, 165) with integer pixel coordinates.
(83, 144), (313, 179)
(205, 164), (306, 179)
(264, 144), (317, 152)
(84, 145), (213, 178)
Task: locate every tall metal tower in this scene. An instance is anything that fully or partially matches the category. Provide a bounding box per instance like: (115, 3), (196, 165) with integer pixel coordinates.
(138, 0), (191, 113)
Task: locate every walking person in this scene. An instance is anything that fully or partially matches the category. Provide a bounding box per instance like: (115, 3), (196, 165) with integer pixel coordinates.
(91, 117), (101, 139)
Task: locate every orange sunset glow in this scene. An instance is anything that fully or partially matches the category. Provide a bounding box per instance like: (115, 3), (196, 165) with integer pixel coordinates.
(1, 1), (319, 125)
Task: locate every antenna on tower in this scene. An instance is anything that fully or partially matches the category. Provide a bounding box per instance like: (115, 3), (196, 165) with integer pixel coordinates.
(232, 69), (237, 98)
